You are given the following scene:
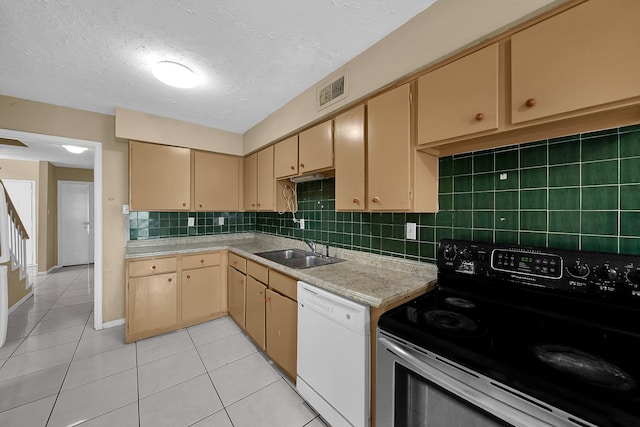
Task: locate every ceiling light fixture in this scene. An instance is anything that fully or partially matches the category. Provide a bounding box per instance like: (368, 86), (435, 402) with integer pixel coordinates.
(63, 145), (89, 154)
(152, 61), (198, 88)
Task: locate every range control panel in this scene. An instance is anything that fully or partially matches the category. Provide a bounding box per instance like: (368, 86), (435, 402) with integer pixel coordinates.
(437, 239), (640, 300)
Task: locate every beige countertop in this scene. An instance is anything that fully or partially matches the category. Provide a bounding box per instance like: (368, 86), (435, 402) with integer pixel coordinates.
(125, 233), (438, 308)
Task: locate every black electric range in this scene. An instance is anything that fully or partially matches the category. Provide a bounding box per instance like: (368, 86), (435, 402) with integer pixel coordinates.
(379, 239), (640, 427)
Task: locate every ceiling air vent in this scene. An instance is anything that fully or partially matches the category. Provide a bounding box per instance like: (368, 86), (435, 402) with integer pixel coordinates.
(316, 70), (348, 111)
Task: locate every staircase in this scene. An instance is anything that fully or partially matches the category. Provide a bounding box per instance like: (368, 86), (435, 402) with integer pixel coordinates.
(0, 180), (31, 347)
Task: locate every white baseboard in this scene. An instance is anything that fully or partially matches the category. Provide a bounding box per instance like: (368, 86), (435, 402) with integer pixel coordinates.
(8, 290), (34, 315)
(36, 265), (60, 276)
(102, 318), (125, 329)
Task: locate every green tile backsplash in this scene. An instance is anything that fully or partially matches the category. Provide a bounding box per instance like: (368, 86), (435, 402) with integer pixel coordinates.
(130, 124), (640, 261)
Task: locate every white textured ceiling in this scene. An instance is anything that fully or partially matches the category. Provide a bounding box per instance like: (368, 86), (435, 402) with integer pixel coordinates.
(0, 0), (438, 134)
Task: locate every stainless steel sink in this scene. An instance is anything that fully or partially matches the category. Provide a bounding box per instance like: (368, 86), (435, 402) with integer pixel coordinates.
(254, 249), (345, 269)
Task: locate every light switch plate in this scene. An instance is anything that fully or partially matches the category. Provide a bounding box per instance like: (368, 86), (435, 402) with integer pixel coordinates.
(218, 217), (224, 225)
(188, 217), (195, 227)
(406, 222), (417, 240)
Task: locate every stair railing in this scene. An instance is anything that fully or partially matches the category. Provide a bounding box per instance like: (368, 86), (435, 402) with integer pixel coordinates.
(0, 180), (29, 281)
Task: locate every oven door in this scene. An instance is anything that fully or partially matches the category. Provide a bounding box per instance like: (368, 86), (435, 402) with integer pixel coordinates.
(376, 330), (594, 427)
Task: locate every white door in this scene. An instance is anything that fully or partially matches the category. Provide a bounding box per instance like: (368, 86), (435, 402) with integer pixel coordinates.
(2, 180), (36, 267)
(58, 181), (94, 266)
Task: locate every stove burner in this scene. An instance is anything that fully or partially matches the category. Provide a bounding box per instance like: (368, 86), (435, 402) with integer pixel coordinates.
(532, 344), (636, 392)
(445, 297), (476, 309)
(424, 310), (480, 335)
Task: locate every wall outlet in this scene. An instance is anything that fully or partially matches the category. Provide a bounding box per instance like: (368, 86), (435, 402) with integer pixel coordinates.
(188, 217), (195, 227)
(122, 204), (129, 215)
(299, 218), (305, 229)
(499, 172), (508, 181)
(218, 217), (224, 225)
(406, 222), (417, 240)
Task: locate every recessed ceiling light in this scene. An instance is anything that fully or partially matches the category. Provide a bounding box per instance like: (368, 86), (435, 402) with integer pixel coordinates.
(63, 145), (89, 154)
(152, 61), (198, 88)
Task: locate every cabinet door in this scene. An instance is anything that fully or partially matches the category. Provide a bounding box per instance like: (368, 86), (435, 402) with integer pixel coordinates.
(181, 266), (222, 323)
(245, 277), (267, 350)
(194, 151), (240, 211)
(128, 273), (178, 336)
(418, 43), (499, 144)
(367, 84), (412, 211)
(266, 289), (297, 380)
(274, 135), (298, 178)
(244, 153), (258, 211)
(511, 0), (640, 124)
(227, 266), (246, 328)
(257, 146), (275, 211)
(299, 120), (333, 173)
(335, 105), (366, 211)
(129, 141), (191, 211)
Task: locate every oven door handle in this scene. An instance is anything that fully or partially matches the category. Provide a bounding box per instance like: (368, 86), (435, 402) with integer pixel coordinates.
(378, 336), (560, 427)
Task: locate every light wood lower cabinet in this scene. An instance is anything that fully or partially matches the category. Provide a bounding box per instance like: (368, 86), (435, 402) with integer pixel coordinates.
(126, 251), (226, 343)
(266, 288), (297, 380)
(246, 277), (267, 350)
(227, 265), (246, 329)
(128, 272), (178, 337)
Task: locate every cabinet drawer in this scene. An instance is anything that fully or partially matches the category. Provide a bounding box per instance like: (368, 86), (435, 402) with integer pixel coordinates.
(182, 252), (221, 270)
(128, 257), (177, 277)
(228, 252), (246, 273)
(269, 270), (297, 301)
(247, 260), (269, 284)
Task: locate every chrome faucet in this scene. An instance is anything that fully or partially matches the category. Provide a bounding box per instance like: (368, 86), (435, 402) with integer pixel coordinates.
(304, 239), (317, 255)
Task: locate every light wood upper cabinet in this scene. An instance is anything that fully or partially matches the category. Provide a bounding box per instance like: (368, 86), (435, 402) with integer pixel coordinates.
(511, 0), (640, 124)
(244, 146), (275, 211)
(274, 135), (299, 178)
(298, 120), (333, 174)
(193, 151), (241, 211)
(257, 146), (275, 211)
(335, 105), (367, 211)
(367, 84), (412, 211)
(418, 43), (499, 143)
(243, 153), (258, 211)
(129, 141), (191, 211)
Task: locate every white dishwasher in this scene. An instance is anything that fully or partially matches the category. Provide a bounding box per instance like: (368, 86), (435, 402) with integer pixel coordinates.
(297, 281), (370, 427)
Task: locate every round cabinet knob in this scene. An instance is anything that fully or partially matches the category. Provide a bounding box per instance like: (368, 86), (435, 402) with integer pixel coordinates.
(232, 260), (237, 265)
(168, 278), (172, 282)
(265, 297), (271, 303)
(300, 163), (305, 168)
(290, 165), (295, 170)
(200, 259), (204, 263)
(186, 275), (191, 279)
(352, 197), (360, 204)
(182, 202), (187, 207)
(238, 280), (243, 285)
(475, 113), (484, 121)
(525, 98), (536, 108)
(199, 203), (203, 208)
(372, 196), (380, 203)
(151, 265), (157, 270)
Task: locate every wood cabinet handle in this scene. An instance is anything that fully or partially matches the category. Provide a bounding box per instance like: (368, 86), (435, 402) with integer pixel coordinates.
(300, 163), (305, 168)
(238, 280), (243, 285)
(199, 203), (203, 208)
(372, 196), (380, 203)
(232, 260), (238, 265)
(182, 202), (187, 207)
(475, 113), (484, 121)
(251, 203), (255, 207)
(353, 197), (359, 204)
(290, 165), (295, 170)
(168, 278), (172, 282)
(186, 275), (191, 279)
(151, 265), (157, 270)
(525, 98), (536, 107)
(200, 259), (204, 263)
(265, 297), (271, 303)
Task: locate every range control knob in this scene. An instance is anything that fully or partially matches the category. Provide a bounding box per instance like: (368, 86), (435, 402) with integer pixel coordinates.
(459, 248), (473, 261)
(596, 263), (618, 281)
(626, 268), (640, 286)
(443, 244), (457, 261)
(567, 261), (590, 279)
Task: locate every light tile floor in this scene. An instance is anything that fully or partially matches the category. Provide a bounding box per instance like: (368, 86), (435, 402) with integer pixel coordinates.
(0, 265), (328, 427)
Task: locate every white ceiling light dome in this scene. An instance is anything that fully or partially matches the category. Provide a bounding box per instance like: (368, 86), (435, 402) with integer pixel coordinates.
(62, 145), (89, 154)
(152, 61), (198, 89)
